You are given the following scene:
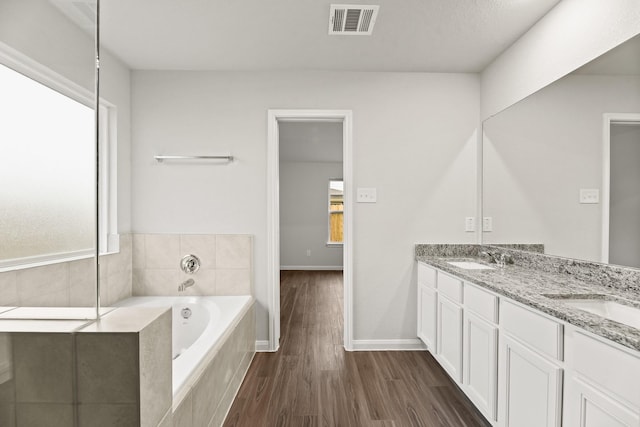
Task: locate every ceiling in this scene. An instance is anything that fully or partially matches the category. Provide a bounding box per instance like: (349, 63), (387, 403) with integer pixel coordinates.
(99, 0), (562, 72)
(279, 122), (343, 163)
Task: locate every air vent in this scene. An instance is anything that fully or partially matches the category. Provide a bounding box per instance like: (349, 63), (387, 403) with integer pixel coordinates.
(329, 4), (379, 35)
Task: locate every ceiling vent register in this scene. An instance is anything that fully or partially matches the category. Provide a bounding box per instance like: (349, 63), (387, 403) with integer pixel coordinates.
(329, 4), (379, 35)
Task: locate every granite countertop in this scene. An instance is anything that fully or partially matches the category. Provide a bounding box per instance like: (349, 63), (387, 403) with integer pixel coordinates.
(416, 255), (640, 353)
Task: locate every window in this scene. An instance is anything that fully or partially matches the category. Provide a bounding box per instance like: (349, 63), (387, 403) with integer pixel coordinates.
(328, 179), (344, 244)
(0, 58), (116, 269)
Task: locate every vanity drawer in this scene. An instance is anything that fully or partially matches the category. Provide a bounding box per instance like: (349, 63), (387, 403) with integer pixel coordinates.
(501, 300), (563, 361)
(418, 263), (437, 288)
(569, 330), (640, 405)
(464, 283), (498, 323)
(437, 272), (463, 303)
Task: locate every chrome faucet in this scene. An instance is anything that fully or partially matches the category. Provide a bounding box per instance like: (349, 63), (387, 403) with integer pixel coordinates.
(178, 278), (195, 292)
(480, 251), (498, 263)
(480, 251), (511, 268)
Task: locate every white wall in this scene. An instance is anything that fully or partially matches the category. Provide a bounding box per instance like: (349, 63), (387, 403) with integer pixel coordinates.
(131, 70), (480, 342)
(280, 161), (343, 269)
(481, 0), (640, 119)
(101, 50), (132, 233)
(483, 74), (640, 262)
(0, 0), (94, 91)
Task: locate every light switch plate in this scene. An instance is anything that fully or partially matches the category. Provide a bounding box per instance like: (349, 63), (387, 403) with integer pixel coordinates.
(465, 217), (475, 232)
(580, 189), (599, 204)
(357, 187), (377, 203)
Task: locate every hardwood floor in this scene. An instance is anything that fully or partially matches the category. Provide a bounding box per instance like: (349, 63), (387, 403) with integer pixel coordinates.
(224, 271), (491, 427)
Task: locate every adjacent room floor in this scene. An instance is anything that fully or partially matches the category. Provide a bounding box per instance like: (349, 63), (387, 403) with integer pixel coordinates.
(224, 270), (490, 427)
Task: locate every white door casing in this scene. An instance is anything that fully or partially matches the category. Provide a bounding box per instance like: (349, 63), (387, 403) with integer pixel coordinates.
(267, 109), (354, 352)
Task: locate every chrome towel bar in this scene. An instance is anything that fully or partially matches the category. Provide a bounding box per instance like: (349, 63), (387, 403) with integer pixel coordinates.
(154, 155), (234, 162)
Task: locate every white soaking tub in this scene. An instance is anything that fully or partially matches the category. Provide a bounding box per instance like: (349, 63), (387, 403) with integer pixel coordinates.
(115, 295), (253, 400)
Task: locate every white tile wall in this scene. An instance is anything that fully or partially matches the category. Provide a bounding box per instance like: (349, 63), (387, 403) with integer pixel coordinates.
(0, 234), (133, 308)
(1, 305), (172, 427)
(0, 233), (252, 307)
(16, 264), (69, 306)
(133, 234), (253, 297)
(216, 235), (252, 269)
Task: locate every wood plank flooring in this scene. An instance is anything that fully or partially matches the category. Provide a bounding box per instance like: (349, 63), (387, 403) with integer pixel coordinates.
(224, 271), (491, 427)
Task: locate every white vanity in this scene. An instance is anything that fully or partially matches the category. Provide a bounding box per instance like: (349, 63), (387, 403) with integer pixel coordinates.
(417, 258), (640, 427)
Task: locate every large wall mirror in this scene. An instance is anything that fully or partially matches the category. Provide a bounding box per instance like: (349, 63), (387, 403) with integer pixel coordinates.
(0, 0), (98, 297)
(483, 34), (640, 268)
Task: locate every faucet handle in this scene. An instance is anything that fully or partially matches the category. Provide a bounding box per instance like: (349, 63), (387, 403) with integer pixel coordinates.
(480, 251), (496, 263)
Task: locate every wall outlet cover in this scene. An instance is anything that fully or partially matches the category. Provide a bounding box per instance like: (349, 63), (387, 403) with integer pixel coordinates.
(465, 217), (475, 232)
(357, 187), (377, 203)
(579, 189), (600, 204)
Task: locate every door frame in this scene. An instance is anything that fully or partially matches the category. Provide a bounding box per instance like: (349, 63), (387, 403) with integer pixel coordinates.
(267, 109), (354, 352)
(601, 112), (640, 263)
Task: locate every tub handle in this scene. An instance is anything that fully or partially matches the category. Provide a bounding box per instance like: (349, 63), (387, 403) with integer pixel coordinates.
(180, 254), (201, 274)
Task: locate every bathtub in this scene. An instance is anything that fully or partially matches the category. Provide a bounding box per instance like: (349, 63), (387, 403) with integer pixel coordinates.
(115, 295), (254, 401)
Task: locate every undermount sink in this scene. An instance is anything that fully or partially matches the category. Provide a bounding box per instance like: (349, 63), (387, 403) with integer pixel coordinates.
(447, 261), (495, 270)
(551, 297), (640, 329)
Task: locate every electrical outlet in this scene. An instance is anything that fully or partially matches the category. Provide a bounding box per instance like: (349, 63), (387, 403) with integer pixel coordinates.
(483, 217), (493, 232)
(306, 249), (311, 257)
(580, 189), (599, 204)
(357, 187), (377, 203)
(465, 217), (475, 232)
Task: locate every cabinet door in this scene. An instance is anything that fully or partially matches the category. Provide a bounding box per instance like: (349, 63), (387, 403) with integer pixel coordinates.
(417, 283), (437, 350)
(464, 311), (498, 422)
(436, 294), (463, 383)
(564, 375), (639, 427)
(498, 334), (563, 427)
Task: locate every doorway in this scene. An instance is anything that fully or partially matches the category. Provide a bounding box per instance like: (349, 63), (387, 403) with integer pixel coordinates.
(267, 110), (353, 352)
(602, 114), (640, 266)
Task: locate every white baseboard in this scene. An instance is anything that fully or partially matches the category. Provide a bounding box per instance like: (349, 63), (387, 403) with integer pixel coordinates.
(257, 339), (426, 352)
(350, 338), (427, 351)
(280, 265), (344, 271)
(255, 340), (272, 352)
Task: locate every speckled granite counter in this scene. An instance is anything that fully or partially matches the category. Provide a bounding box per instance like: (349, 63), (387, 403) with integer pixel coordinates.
(416, 246), (640, 353)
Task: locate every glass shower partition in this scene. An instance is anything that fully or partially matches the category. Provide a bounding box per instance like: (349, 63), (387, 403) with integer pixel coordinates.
(0, 0), (101, 319)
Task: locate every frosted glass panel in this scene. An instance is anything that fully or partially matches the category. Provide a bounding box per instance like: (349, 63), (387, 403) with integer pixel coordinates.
(0, 63), (95, 260)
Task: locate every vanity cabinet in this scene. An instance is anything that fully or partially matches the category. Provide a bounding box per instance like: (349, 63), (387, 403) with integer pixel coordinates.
(498, 334), (563, 427)
(436, 293), (463, 382)
(435, 271), (464, 381)
(417, 283), (437, 350)
(416, 261), (640, 427)
(463, 283), (499, 422)
(417, 264), (437, 350)
(563, 328), (640, 427)
(498, 300), (563, 427)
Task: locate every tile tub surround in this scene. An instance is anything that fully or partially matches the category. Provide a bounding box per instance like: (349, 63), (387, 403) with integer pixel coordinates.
(171, 300), (255, 427)
(0, 306), (171, 427)
(415, 245), (640, 352)
(0, 234), (133, 307)
(133, 234), (253, 297)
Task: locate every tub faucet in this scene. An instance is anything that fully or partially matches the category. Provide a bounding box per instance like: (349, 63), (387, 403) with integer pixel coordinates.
(178, 278), (195, 292)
